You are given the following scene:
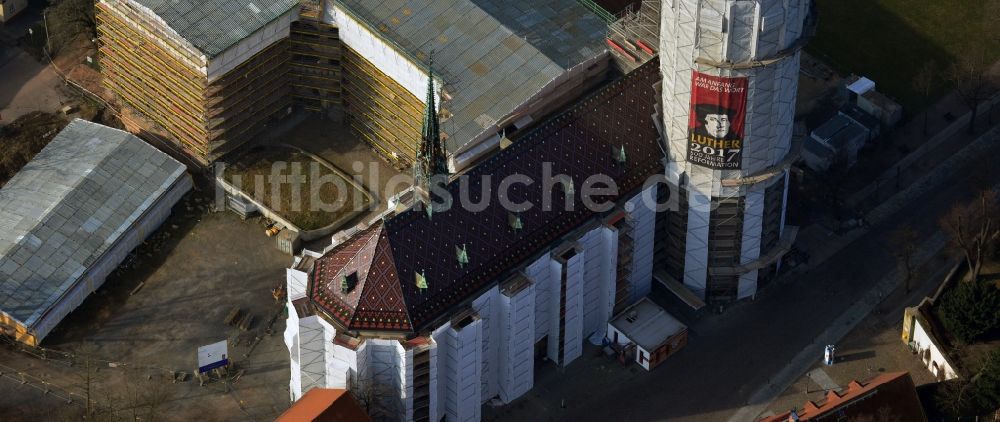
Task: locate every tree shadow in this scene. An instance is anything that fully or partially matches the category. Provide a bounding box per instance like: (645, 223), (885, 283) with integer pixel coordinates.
(836, 350), (877, 364)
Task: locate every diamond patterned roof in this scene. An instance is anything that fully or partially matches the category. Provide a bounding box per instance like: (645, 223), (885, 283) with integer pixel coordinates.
(309, 60), (664, 332)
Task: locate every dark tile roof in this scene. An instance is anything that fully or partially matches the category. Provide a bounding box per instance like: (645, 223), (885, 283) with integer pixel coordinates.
(308, 59), (664, 332)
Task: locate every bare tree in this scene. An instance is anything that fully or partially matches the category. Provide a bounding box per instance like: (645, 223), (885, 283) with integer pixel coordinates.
(940, 190), (999, 282)
(892, 225), (920, 293)
(988, 0), (1000, 44)
(45, 0), (97, 55)
(350, 381), (394, 421)
(987, 0), (1000, 124)
(912, 61), (936, 136)
(946, 5), (999, 134)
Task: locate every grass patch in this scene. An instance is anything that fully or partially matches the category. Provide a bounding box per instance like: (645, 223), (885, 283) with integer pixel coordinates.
(810, 0), (1000, 111)
(224, 148), (369, 231)
(0, 112), (68, 187)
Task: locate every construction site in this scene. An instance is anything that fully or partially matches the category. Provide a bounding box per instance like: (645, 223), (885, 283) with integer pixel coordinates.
(83, 0), (817, 421)
(95, 0), (617, 170)
(10, 0), (1000, 419)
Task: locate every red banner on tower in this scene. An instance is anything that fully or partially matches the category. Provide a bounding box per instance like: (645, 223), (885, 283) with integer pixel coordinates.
(687, 72), (748, 170)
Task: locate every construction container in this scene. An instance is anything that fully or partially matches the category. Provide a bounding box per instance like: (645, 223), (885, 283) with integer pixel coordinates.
(277, 229), (302, 255)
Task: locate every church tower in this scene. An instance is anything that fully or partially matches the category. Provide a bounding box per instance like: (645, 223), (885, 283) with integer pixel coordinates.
(658, 0), (815, 303)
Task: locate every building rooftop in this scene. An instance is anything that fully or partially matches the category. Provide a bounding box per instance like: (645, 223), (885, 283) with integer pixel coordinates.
(760, 372), (928, 422)
(306, 60), (664, 332)
(812, 114), (869, 148)
(812, 115), (853, 141)
(609, 297), (686, 351)
(803, 136), (835, 159)
(839, 105), (881, 132)
(846, 76), (876, 95)
(337, 0), (609, 153)
(275, 388), (371, 422)
(131, 0), (299, 58)
(861, 89), (902, 113)
(0, 119), (187, 332)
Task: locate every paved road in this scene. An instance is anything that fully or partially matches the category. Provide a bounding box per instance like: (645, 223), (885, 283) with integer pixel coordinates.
(0, 47), (65, 123)
(491, 127), (1000, 422)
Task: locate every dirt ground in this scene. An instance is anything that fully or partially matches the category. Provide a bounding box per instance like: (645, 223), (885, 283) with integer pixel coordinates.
(0, 46), (68, 124)
(0, 111), (67, 186)
(224, 146), (371, 231)
(0, 185), (295, 421)
(277, 114), (409, 208)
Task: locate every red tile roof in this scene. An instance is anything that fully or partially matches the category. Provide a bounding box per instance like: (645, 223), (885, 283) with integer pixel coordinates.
(308, 59), (664, 332)
(760, 372), (928, 422)
(276, 388), (371, 422)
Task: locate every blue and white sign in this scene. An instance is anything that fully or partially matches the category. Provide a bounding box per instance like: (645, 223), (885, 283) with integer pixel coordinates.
(198, 340), (229, 374)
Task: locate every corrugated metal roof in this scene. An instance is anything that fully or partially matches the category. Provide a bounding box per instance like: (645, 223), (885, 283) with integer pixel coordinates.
(132, 0), (299, 58)
(609, 298), (686, 351)
(0, 120), (187, 330)
(812, 114), (855, 141)
(338, 0), (608, 152)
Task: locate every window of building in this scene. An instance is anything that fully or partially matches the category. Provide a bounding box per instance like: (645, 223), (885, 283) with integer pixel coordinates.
(340, 272), (358, 293)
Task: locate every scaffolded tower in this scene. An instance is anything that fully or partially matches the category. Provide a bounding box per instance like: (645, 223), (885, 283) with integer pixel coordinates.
(658, 0), (815, 304)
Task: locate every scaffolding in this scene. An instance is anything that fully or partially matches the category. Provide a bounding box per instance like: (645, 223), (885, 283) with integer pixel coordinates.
(658, 0), (811, 303)
(412, 347), (431, 422)
(97, 1), (293, 164)
(613, 216), (635, 315)
(342, 46), (423, 169)
(607, 0), (661, 71)
(290, 1), (342, 112)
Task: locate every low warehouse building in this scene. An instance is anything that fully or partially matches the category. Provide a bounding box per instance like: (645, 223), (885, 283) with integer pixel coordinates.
(0, 119), (191, 346)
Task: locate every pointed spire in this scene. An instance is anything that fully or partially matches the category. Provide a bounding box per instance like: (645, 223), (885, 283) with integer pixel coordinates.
(414, 52), (449, 198)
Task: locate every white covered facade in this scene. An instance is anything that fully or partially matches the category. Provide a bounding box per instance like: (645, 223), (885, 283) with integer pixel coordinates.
(284, 187), (658, 422)
(658, 0), (811, 303)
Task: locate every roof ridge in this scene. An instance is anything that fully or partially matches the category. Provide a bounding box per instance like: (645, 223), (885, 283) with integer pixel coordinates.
(350, 229), (412, 331)
(0, 120), (131, 256)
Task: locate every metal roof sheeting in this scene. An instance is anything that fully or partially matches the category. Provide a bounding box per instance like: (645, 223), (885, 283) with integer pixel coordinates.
(132, 0), (299, 57)
(0, 120), (187, 329)
(609, 298), (686, 351)
(338, 0), (609, 151)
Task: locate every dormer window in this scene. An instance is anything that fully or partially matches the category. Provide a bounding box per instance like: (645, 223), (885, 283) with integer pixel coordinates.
(456, 244), (470, 268)
(340, 272), (358, 293)
(415, 270), (428, 291)
(508, 212), (523, 231)
(614, 145), (627, 164)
